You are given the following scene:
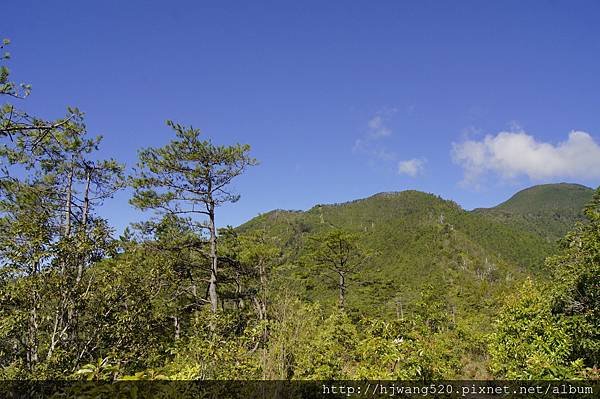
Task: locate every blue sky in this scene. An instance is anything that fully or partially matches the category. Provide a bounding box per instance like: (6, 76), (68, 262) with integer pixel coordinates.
(4, 0), (600, 232)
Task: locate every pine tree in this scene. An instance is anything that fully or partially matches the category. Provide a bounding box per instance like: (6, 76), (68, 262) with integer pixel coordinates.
(130, 121), (257, 312)
(306, 228), (369, 311)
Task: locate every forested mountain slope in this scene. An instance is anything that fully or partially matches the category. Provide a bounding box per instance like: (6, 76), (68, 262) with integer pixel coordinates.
(239, 190), (555, 323)
(473, 183), (594, 242)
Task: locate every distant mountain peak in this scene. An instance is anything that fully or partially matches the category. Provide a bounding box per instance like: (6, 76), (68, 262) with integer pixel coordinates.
(473, 182), (594, 241)
(487, 182), (593, 213)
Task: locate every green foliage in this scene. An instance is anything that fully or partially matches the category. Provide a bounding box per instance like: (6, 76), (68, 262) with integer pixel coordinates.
(304, 228), (370, 310)
(257, 294), (320, 379)
(75, 358), (121, 381)
(489, 279), (584, 379)
(129, 120), (257, 313)
(547, 188), (600, 368)
(489, 188), (600, 379)
(475, 183), (594, 242)
(240, 190), (550, 323)
(164, 310), (262, 380)
(130, 120), (257, 214)
(0, 38), (31, 100)
(0, 39), (79, 158)
(293, 311), (358, 379)
(0, 92), (123, 377)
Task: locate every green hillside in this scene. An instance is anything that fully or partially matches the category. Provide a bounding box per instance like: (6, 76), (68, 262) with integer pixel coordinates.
(240, 190), (555, 326)
(473, 183), (594, 241)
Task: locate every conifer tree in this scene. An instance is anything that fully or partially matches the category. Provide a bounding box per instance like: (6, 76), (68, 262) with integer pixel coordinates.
(130, 121), (257, 312)
(306, 229), (369, 311)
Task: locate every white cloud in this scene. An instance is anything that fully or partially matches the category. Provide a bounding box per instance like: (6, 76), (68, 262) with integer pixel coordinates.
(398, 158), (425, 177)
(452, 130), (600, 185)
(355, 109), (425, 178)
(367, 115), (392, 138)
(353, 111), (396, 161)
(353, 138), (396, 161)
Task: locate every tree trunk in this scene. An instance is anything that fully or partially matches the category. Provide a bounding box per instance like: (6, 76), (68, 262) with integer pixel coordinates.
(50, 162), (76, 360)
(81, 167), (91, 228)
(76, 167), (92, 284)
(27, 260), (40, 369)
(207, 200), (218, 313)
(28, 304), (39, 367)
(234, 270), (243, 310)
(258, 260), (268, 340)
(338, 272), (346, 311)
(173, 315), (180, 340)
(259, 260), (267, 318)
(64, 164), (74, 238)
(253, 296), (264, 320)
(60, 164), (74, 278)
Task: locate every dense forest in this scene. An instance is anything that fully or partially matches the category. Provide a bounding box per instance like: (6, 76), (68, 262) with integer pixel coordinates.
(0, 38), (598, 383)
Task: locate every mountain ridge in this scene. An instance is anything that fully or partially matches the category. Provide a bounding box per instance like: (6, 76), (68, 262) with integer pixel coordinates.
(473, 183), (593, 212)
(472, 183), (594, 241)
(238, 185), (567, 324)
(243, 183), (594, 243)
